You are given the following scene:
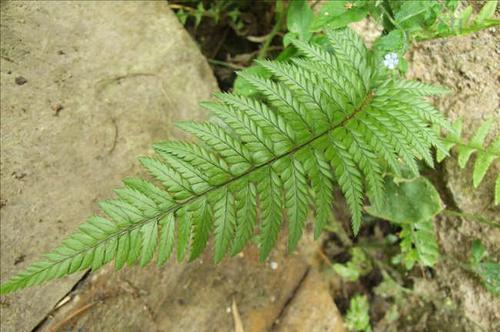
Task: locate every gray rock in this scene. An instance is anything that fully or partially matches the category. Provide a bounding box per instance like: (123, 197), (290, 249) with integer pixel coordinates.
(0, 2), (217, 331)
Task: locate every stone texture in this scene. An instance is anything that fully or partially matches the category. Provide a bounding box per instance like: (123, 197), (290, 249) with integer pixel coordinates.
(0, 2), (217, 331)
(275, 270), (346, 332)
(407, 29), (500, 331)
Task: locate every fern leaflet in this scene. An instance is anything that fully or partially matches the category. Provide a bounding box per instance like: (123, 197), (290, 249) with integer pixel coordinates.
(437, 118), (499, 204)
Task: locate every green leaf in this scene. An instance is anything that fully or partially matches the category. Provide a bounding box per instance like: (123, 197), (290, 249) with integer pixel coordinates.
(189, 197), (212, 261)
(470, 239), (488, 264)
(310, 1), (368, 31)
(472, 261), (500, 295)
(366, 177), (441, 268)
(157, 213), (175, 266)
(287, 0), (313, 41)
(194, 2), (204, 28)
(373, 30), (407, 54)
(233, 65), (271, 97)
(257, 166), (283, 261)
(441, 119), (498, 195)
(213, 188), (236, 263)
(176, 209), (192, 262)
(476, 0), (498, 24)
(366, 177), (443, 224)
(400, 219), (440, 268)
(283, 157), (308, 251)
(333, 248), (371, 282)
(458, 6), (473, 30)
(457, 119), (492, 168)
(345, 294), (371, 332)
(139, 221), (158, 267)
(468, 239), (500, 295)
(303, 149), (333, 239)
(394, 0), (438, 32)
(231, 179), (257, 255)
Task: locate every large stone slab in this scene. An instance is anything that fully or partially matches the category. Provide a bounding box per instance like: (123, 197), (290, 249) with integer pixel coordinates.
(0, 2), (217, 331)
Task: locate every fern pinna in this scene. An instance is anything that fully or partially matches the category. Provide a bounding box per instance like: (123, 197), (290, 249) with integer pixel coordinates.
(436, 119), (499, 205)
(0, 28), (450, 295)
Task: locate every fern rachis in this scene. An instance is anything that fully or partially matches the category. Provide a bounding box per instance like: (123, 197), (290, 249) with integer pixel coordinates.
(0, 28), (450, 295)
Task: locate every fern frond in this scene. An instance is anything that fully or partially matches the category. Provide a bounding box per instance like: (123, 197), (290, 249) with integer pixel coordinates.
(399, 218), (439, 269)
(438, 119), (499, 201)
(1, 27), (451, 295)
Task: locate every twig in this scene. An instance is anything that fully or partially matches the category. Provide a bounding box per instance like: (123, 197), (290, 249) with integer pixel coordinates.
(231, 297), (245, 332)
(442, 209), (500, 229)
(49, 301), (97, 332)
(208, 59), (245, 70)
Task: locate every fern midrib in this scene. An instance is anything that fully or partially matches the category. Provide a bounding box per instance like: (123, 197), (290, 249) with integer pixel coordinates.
(18, 92), (374, 281)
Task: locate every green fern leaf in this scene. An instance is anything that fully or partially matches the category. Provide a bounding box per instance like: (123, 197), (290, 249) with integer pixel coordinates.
(400, 218), (439, 269)
(189, 197), (212, 261)
(440, 118), (499, 201)
(473, 135), (499, 187)
(257, 166), (283, 261)
(213, 188), (236, 262)
(231, 179), (257, 255)
(457, 120), (492, 168)
(139, 221), (158, 267)
(301, 148), (333, 239)
(386, 80), (450, 96)
(282, 157), (309, 251)
(157, 213), (175, 266)
(325, 134), (364, 234)
(1, 27), (452, 295)
(176, 208), (192, 262)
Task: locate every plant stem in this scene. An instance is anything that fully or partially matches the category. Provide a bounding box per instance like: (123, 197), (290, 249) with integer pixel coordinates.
(257, 0), (286, 60)
(208, 59), (244, 70)
(381, 0), (396, 34)
(442, 209), (500, 229)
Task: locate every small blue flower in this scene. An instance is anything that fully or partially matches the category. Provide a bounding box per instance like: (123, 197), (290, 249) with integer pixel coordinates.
(383, 52), (399, 70)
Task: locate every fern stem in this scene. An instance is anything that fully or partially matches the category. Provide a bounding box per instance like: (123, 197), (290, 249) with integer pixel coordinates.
(442, 209), (500, 229)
